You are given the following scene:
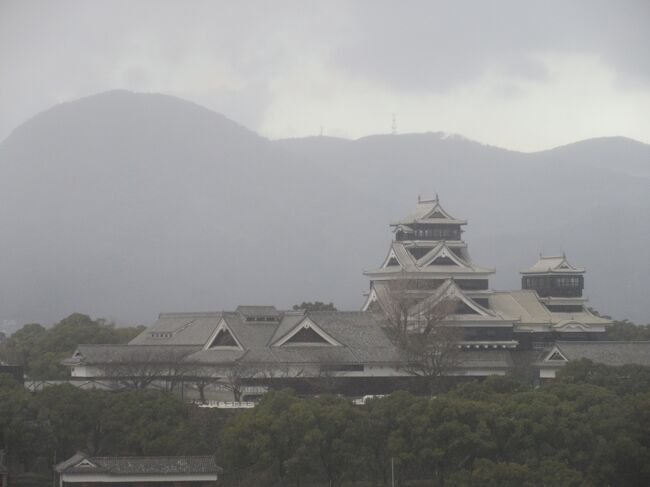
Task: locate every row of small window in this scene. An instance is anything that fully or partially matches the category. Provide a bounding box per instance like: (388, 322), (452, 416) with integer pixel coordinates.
(320, 364), (365, 372)
(555, 277), (582, 288)
(405, 279), (488, 291)
(151, 332), (172, 338)
(523, 276), (582, 288)
(413, 228), (460, 239)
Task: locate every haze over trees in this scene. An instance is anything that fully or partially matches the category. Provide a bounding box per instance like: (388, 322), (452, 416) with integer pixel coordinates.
(2, 359), (650, 486)
(0, 91), (649, 328)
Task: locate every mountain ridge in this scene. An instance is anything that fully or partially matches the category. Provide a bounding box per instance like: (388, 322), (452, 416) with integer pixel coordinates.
(0, 90), (648, 327)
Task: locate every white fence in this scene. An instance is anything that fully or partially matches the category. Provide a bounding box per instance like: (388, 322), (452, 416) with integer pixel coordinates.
(196, 400), (257, 409)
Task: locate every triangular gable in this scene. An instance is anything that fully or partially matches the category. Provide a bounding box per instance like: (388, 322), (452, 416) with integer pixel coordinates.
(418, 243), (469, 268)
(554, 256), (578, 272)
(74, 458), (98, 469)
(544, 346), (568, 362)
(381, 248), (402, 268)
(361, 287), (379, 311)
(205, 319), (244, 350)
(423, 201), (455, 221)
(273, 317), (341, 347)
(430, 256), (459, 266)
(410, 279), (494, 318)
(286, 327), (329, 344)
(449, 291), (493, 316)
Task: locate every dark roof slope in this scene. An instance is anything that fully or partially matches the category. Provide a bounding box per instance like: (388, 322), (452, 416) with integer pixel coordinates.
(556, 341), (650, 366)
(56, 453), (221, 475)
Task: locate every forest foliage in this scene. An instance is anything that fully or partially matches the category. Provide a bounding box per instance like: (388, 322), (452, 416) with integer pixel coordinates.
(218, 362), (650, 486)
(2, 359), (650, 486)
(0, 313), (144, 379)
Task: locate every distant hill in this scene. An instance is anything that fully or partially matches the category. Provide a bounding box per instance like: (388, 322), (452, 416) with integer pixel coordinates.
(0, 91), (648, 326)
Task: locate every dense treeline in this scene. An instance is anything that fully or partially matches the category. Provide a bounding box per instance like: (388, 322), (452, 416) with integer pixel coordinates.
(219, 361), (650, 486)
(0, 313), (145, 379)
(0, 374), (227, 475)
(604, 319), (650, 340)
(588, 309), (650, 340)
(2, 360), (650, 485)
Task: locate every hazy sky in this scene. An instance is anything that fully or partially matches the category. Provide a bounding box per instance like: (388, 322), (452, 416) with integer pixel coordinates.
(1, 0), (649, 151)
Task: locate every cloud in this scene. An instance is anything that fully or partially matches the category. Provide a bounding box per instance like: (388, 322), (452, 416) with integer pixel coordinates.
(330, 0), (650, 91)
(261, 52), (650, 151)
(0, 0), (649, 148)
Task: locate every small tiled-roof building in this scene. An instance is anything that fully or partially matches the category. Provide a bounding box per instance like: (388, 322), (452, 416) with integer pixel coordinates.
(55, 451), (221, 486)
(537, 341), (650, 378)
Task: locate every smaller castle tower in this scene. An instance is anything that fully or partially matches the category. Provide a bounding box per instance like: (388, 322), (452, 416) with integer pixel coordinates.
(520, 254), (585, 312)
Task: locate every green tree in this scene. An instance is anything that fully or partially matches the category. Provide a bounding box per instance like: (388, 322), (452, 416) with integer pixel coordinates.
(0, 373), (45, 471)
(304, 396), (363, 486)
(32, 385), (105, 459)
(449, 459), (530, 487)
(98, 389), (207, 455)
(604, 319), (650, 340)
(3, 313), (145, 379)
(292, 302), (337, 312)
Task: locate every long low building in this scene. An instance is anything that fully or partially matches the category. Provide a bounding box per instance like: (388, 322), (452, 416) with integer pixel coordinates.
(55, 452), (221, 486)
(66, 307), (520, 397)
(537, 341), (650, 378)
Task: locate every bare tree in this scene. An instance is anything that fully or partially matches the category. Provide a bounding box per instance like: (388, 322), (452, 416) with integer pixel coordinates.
(100, 346), (196, 390)
(374, 278), (462, 394)
(217, 361), (262, 402)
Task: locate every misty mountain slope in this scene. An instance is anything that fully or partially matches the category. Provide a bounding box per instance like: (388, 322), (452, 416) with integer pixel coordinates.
(0, 91), (648, 327)
(0, 91), (368, 327)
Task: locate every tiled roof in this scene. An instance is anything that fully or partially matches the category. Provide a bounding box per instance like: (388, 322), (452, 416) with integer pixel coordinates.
(64, 344), (200, 366)
(520, 255), (584, 274)
(188, 311), (401, 366)
(129, 312), (222, 346)
(56, 452), (221, 475)
(488, 291), (610, 326)
(555, 341), (650, 366)
(365, 242), (494, 275)
(391, 198), (467, 226)
(73, 310), (402, 368)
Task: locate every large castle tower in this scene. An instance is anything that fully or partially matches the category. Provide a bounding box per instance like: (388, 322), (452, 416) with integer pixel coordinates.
(362, 196), (495, 311)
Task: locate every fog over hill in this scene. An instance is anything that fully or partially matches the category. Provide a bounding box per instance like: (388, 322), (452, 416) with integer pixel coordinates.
(0, 90), (648, 329)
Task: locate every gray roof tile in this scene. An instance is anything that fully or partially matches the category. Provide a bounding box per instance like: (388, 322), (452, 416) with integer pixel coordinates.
(56, 453), (221, 475)
(555, 341), (650, 366)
